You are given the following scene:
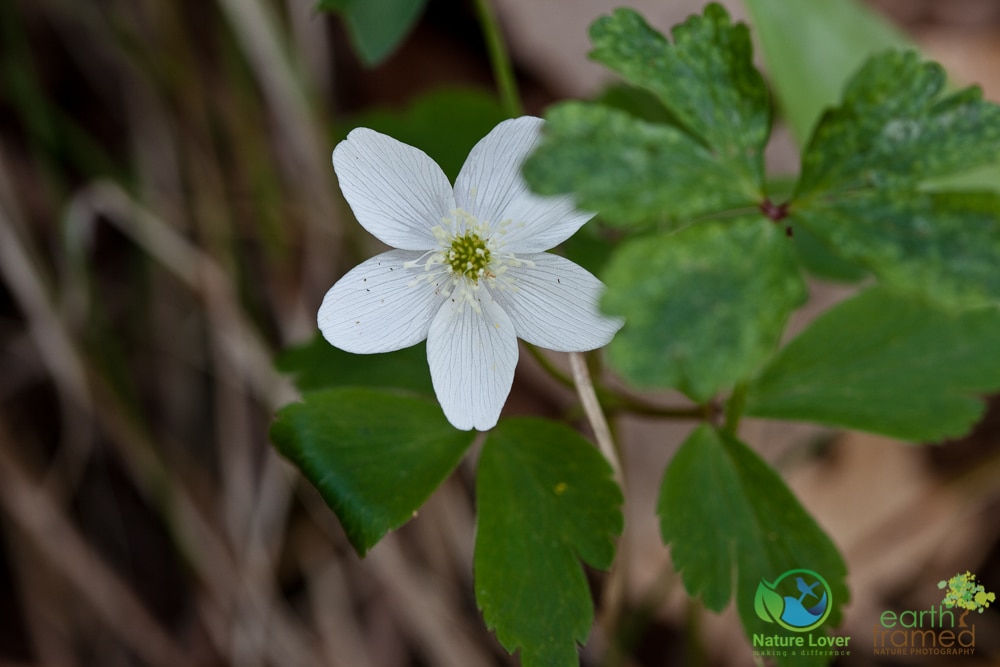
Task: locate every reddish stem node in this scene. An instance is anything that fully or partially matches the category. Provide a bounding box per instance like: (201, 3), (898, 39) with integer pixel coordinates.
(759, 198), (789, 222)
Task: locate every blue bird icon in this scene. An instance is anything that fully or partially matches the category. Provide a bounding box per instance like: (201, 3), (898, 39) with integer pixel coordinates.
(796, 576), (820, 603)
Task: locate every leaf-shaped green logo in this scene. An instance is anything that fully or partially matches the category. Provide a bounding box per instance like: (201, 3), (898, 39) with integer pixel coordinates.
(754, 579), (785, 624)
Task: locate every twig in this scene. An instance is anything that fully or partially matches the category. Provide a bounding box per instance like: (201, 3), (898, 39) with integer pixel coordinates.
(62, 181), (309, 665)
(64, 180), (297, 410)
(367, 542), (496, 667)
(85, 368), (323, 667)
(299, 548), (376, 667)
(214, 0), (343, 339)
(0, 151), (95, 494)
(0, 166), (88, 411)
(0, 429), (189, 667)
(7, 174), (319, 666)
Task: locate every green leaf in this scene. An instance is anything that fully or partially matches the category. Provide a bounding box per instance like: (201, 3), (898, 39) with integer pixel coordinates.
(742, 0), (911, 146)
(789, 223), (868, 284)
(529, 4), (770, 224)
(589, 4), (769, 182)
(601, 217), (806, 401)
(595, 82), (680, 126)
(475, 418), (623, 667)
(754, 580), (784, 624)
(795, 50), (1000, 198)
(523, 102), (759, 226)
(788, 50), (1000, 308)
(270, 388), (474, 555)
(342, 88), (508, 181)
(745, 288), (1000, 442)
(792, 191), (1000, 307)
(659, 426), (847, 666)
(318, 0), (428, 66)
(275, 334), (433, 396)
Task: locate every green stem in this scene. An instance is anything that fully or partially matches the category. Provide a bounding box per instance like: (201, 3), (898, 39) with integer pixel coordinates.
(684, 599), (709, 667)
(472, 0), (522, 117)
(604, 394), (715, 421)
(722, 382), (748, 434)
(686, 202), (762, 226)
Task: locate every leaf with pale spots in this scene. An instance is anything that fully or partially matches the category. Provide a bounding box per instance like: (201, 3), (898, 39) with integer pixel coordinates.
(523, 102), (761, 226)
(475, 419), (623, 667)
(789, 50), (1000, 308)
(270, 388), (475, 555)
(522, 4), (769, 226)
(742, 0), (911, 146)
(589, 4), (769, 181)
(792, 191), (1000, 308)
(795, 51), (1000, 198)
(601, 217), (806, 401)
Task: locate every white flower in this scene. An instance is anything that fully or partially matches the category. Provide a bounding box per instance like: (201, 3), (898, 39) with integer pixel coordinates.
(319, 116), (623, 431)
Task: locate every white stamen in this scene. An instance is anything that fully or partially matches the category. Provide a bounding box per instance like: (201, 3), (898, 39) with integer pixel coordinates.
(400, 206), (527, 311)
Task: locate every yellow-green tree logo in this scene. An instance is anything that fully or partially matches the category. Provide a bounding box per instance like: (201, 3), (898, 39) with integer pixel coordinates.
(938, 571), (996, 627)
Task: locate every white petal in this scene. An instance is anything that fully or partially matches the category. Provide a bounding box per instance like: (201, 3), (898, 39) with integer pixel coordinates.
(333, 128), (455, 250)
(318, 250), (445, 353)
(491, 253), (624, 351)
(453, 116), (594, 254)
(426, 295), (518, 431)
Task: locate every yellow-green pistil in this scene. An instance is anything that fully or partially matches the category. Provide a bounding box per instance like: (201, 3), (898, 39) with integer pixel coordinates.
(448, 231), (492, 281)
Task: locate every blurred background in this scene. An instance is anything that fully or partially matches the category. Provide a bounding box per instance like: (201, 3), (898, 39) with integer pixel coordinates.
(1, 0), (1000, 665)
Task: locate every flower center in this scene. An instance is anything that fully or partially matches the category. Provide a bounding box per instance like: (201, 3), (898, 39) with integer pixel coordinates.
(403, 207), (533, 314)
(447, 231), (492, 282)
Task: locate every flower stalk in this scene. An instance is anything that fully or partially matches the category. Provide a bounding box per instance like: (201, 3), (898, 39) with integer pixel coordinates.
(569, 351), (621, 485)
(473, 0), (522, 118)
